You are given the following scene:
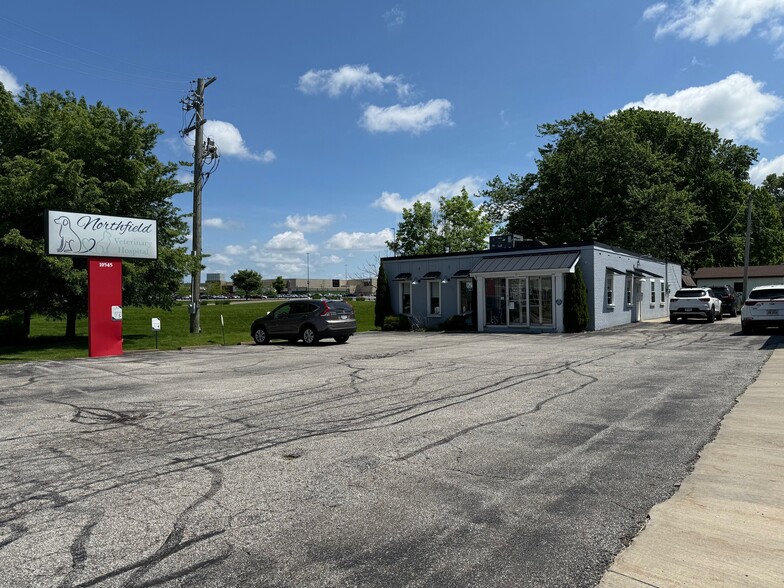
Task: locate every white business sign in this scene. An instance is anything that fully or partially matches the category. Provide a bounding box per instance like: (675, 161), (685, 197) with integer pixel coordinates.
(46, 210), (158, 260)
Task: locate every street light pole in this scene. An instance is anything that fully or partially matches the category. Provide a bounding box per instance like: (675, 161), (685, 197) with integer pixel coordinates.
(306, 252), (310, 296)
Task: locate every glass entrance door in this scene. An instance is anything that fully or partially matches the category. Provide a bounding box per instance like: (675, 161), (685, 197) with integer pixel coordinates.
(508, 278), (528, 326)
(529, 276), (554, 326)
(484, 278), (507, 325)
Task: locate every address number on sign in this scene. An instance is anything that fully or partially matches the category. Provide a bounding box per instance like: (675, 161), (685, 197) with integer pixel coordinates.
(99, 262), (114, 268)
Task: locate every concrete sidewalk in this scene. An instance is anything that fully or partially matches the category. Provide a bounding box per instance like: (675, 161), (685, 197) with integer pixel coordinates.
(599, 348), (784, 587)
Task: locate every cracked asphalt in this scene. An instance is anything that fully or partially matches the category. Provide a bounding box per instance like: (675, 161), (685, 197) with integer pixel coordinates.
(0, 318), (779, 587)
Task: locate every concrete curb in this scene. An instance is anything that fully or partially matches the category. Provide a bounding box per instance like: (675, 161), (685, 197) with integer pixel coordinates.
(599, 349), (784, 587)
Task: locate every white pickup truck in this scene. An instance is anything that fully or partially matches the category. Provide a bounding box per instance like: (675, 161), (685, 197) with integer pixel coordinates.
(669, 287), (723, 323)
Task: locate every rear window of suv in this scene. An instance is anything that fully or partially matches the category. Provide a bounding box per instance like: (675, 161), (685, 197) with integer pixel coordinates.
(712, 286), (729, 295)
(328, 301), (353, 312)
(675, 289), (706, 298)
(749, 288), (784, 300)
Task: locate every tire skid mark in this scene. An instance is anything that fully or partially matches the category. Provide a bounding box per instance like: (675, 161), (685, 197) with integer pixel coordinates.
(396, 361), (600, 460)
(65, 467), (228, 588)
(58, 509), (103, 588)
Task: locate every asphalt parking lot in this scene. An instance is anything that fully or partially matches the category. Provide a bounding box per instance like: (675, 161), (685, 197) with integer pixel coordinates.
(0, 318), (781, 587)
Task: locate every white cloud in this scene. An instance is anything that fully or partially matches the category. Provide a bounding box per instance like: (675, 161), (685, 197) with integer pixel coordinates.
(225, 244), (248, 256)
(383, 6), (406, 27)
(325, 229), (394, 251)
(372, 176), (484, 213)
(204, 217), (244, 230)
(283, 214), (335, 232)
(645, 0), (784, 49)
(264, 231), (316, 253)
(208, 253), (233, 266)
(619, 72), (784, 142)
(298, 65), (410, 99)
(750, 154), (784, 184)
(0, 65), (22, 95)
(188, 120), (275, 163)
(321, 255), (344, 264)
(360, 99), (453, 134)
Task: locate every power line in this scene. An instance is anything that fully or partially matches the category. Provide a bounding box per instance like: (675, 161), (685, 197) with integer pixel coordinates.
(0, 15), (189, 82)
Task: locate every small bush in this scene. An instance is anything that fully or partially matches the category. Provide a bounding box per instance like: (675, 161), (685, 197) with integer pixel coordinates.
(442, 314), (467, 331)
(382, 315), (400, 331)
(0, 313), (27, 344)
(397, 313), (411, 331)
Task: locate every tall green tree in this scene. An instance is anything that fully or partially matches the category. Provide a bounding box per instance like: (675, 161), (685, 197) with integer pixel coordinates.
(374, 263), (392, 328)
(273, 276), (285, 294)
(563, 267), (589, 333)
(0, 85), (192, 337)
(387, 188), (493, 255)
(482, 109), (772, 272)
(231, 269), (262, 298)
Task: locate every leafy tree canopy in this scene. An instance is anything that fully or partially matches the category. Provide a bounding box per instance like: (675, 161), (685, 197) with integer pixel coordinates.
(387, 188), (493, 256)
(0, 85), (193, 336)
(481, 109), (784, 271)
(273, 276), (285, 293)
(231, 269), (262, 298)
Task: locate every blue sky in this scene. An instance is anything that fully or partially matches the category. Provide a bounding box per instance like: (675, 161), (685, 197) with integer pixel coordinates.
(3, 1), (784, 282)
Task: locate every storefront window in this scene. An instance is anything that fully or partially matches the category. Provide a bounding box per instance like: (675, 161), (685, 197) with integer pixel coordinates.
(459, 280), (473, 314)
(428, 281), (441, 316)
(485, 278), (506, 325)
(401, 282), (411, 314)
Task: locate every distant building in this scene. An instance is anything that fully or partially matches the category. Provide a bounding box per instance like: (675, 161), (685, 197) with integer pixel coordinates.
(206, 273), (226, 283)
(692, 265), (784, 294)
(259, 278), (377, 296)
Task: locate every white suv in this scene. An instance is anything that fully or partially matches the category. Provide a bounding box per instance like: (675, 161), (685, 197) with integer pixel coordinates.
(741, 284), (784, 334)
(669, 288), (723, 323)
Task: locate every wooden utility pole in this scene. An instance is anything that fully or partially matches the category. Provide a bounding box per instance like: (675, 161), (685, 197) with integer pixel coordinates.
(182, 76), (216, 334)
(742, 188), (753, 298)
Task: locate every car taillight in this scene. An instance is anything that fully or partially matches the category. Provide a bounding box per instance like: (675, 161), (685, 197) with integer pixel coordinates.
(320, 303), (330, 316)
(699, 297), (710, 302)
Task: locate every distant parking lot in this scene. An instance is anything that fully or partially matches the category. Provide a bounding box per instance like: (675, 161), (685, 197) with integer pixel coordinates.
(0, 318), (780, 587)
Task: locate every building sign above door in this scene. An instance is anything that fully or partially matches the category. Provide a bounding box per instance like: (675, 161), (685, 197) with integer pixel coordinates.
(45, 210), (158, 260)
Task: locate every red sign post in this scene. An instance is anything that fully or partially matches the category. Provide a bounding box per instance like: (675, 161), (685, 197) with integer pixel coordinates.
(88, 258), (123, 357)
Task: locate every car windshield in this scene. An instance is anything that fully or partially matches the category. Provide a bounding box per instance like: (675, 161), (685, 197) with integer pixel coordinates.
(749, 288), (784, 300)
(675, 289), (706, 297)
(712, 287), (729, 294)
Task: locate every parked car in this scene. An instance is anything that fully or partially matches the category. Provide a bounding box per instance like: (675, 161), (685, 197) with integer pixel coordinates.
(250, 299), (356, 345)
(740, 284), (784, 334)
(669, 287), (723, 323)
(710, 284), (739, 316)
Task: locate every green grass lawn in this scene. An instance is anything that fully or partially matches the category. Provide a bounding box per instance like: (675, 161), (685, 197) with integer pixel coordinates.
(0, 299), (379, 362)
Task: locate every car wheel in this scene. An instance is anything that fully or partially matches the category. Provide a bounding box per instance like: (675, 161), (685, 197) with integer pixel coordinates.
(716, 307), (723, 321)
(706, 309), (714, 323)
(301, 326), (319, 345)
(253, 326), (269, 345)
(730, 308), (737, 317)
(334, 335), (349, 344)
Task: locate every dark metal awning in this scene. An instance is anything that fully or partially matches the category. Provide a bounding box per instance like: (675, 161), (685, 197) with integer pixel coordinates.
(606, 267), (627, 275)
(637, 268), (663, 278)
(422, 271), (441, 280)
(452, 269), (471, 278)
(393, 272), (412, 281)
(471, 251), (580, 274)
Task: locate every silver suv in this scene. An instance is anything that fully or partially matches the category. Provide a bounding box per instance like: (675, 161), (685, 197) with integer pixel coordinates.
(250, 300), (356, 345)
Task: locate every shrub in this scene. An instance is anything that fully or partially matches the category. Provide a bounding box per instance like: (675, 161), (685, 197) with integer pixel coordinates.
(382, 315), (400, 331)
(397, 313), (411, 331)
(563, 266), (589, 332)
(0, 312), (27, 344)
(442, 314), (467, 331)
